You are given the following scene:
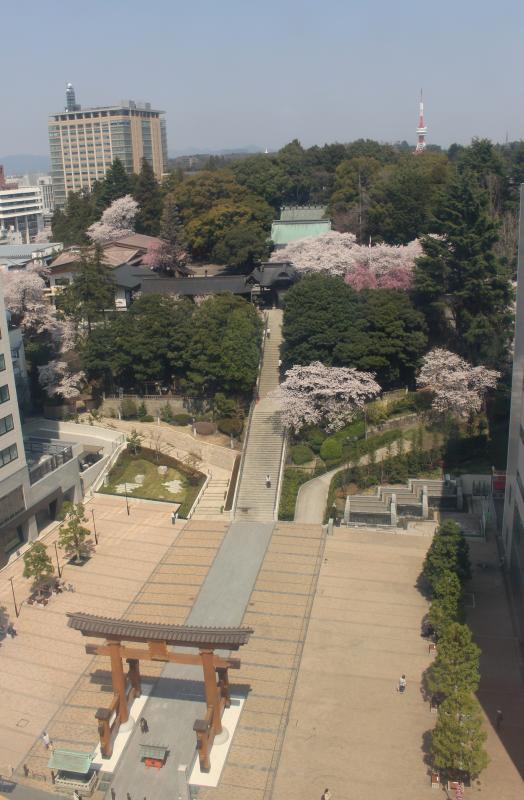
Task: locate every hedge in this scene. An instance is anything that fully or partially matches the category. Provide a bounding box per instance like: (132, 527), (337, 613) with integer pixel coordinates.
(278, 469), (311, 521)
(291, 443), (315, 465)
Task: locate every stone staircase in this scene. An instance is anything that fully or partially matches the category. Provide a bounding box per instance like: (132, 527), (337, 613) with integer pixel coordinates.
(342, 478), (458, 527)
(234, 309), (285, 521)
(193, 477), (229, 519)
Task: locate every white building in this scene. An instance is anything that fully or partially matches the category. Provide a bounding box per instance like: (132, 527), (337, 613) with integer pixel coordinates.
(37, 175), (55, 216)
(502, 184), (524, 631)
(0, 186), (44, 244)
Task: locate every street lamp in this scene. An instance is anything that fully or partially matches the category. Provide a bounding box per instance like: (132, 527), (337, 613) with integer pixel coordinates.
(9, 576), (19, 618)
(54, 541), (62, 578)
(91, 508), (98, 545)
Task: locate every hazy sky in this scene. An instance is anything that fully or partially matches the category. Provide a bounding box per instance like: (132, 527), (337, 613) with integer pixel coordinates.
(1, 0), (523, 155)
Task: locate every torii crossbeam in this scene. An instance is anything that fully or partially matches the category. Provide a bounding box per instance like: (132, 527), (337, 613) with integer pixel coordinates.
(67, 612), (253, 770)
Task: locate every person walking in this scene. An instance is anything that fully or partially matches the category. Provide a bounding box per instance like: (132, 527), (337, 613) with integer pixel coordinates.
(6, 622), (16, 638)
(41, 730), (52, 749)
(110, 790), (116, 800)
(321, 789), (332, 800)
(140, 717), (149, 734)
(126, 793), (132, 800)
(398, 674), (407, 693)
(496, 708), (503, 729)
(265, 474), (271, 488)
(266, 327), (271, 339)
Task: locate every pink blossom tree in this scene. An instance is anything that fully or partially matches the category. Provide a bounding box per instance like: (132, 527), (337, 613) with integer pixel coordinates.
(272, 231), (421, 290)
(416, 348), (499, 417)
(2, 265), (56, 334)
(272, 361), (381, 432)
(38, 360), (85, 400)
(87, 195), (138, 244)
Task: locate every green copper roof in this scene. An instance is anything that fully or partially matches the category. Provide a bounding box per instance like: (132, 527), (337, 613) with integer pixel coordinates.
(48, 749), (94, 774)
(280, 206), (327, 221)
(271, 220), (331, 245)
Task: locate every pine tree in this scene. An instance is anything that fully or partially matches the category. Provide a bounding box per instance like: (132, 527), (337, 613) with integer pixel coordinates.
(427, 570), (462, 638)
(414, 171), (512, 366)
(58, 502), (92, 564)
(57, 246), (115, 333)
(160, 194), (188, 269)
(425, 622), (480, 697)
(99, 158), (131, 207)
(23, 542), (54, 585)
(430, 691), (489, 779)
(133, 159), (163, 236)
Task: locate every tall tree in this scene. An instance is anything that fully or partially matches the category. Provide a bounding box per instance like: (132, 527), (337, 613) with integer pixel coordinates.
(133, 159), (163, 236)
(414, 171), (513, 366)
(23, 542), (54, 585)
(159, 194), (189, 269)
(51, 190), (97, 246)
(425, 622), (481, 697)
(57, 246), (115, 333)
(98, 158), (131, 207)
(58, 502), (92, 564)
(430, 691), (489, 779)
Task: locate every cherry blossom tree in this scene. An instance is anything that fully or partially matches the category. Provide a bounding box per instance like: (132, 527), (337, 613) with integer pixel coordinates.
(2, 265), (56, 334)
(417, 348), (499, 417)
(272, 231), (421, 290)
(38, 360), (85, 400)
(87, 195), (138, 244)
(272, 361), (381, 432)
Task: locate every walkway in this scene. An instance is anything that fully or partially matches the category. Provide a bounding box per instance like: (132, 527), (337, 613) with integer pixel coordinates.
(295, 437), (414, 524)
(235, 309), (285, 521)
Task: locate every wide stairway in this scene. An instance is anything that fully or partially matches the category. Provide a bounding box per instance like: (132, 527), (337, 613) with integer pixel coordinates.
(234, 309), (285, 521)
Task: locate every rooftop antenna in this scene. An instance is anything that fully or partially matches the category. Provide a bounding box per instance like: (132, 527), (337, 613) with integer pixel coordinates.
(415, 89), (427, 153)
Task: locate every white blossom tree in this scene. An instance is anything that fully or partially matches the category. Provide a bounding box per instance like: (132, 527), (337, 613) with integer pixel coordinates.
(271, 231), (421, 290)
(87, 195), (138, 244)
(2, 265), (56, 334)
(272, 361), (381, 432)
(38, 360), (85, 400)
(416, 348), (499, 417)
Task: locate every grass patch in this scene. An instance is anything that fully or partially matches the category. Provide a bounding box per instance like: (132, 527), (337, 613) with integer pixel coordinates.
(278, 468), (311, 521)
(99, 447), (205, 517)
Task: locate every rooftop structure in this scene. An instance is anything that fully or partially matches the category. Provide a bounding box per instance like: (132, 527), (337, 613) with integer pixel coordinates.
(0, 241), (62, 270)
(49, 85), (169, 208)
(415, 89), (428, 153)
(271, 205), (331, 246)
(0, 186), (44, 244)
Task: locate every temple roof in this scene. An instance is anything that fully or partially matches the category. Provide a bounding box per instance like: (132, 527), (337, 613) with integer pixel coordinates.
(67, 612), (253, 649)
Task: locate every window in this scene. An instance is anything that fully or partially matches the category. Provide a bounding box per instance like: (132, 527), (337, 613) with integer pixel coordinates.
(0, 443), (17, 468)
(0, 385), (9, 404)
(0, 414), (14, 436)
(0, 353), (5, 371)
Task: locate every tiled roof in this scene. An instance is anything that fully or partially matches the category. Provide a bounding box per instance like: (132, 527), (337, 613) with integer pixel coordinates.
(271, 219), (331, 245)
(67, 612), (253, 649)
(111, 233), (163, 249)
(48, 748), (95, 774)
(0, 243), (61, 257)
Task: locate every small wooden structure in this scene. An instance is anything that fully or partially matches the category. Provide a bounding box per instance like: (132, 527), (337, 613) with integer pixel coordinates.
(67, 612), (253, 772)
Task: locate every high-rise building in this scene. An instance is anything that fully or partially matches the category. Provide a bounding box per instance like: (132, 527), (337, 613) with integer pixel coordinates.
(502, 184), (524, 632)
(49, 84), (168, 208)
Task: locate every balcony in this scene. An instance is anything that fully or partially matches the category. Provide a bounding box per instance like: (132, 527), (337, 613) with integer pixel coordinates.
(25, 437), (74, 485)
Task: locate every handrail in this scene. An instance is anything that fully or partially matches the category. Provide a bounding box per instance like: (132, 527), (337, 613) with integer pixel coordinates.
(273, 426), (288, 521)
(232, 312), (268, 516)
(186, 473), (211, 519)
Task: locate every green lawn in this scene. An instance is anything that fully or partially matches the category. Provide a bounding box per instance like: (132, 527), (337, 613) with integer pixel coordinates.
(99, 448), (205, 515)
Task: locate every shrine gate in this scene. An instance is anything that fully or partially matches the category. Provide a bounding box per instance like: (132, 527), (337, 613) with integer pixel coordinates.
(67, 612), (253, 771)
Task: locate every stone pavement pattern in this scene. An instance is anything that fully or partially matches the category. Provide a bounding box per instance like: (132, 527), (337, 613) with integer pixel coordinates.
(235, 309), (285, 521)
(2, 501), (228, 792)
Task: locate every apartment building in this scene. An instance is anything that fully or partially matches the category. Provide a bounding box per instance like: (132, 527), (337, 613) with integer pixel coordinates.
(49, 84), (168, 208)
(502, 184), (524, 629)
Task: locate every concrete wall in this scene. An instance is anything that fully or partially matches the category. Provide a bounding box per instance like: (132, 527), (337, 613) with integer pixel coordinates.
(101, 396), (189, 416)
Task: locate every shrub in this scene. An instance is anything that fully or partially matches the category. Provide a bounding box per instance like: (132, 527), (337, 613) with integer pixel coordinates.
(137, 401), (149, 420)
(213, 392), (238, 419)
(120, 398), (137, 419)
(291, 444), (315, 465)
(303, 426), (326, 453)
(320, 438), (343, 461)
(195, 421), (216, 435)
(278, 469), (310, 521)
(218, 417), (243, 436)
(172, 413), (192, 426)
(160, 402), (174, 423)
(366, 400), (389, 425)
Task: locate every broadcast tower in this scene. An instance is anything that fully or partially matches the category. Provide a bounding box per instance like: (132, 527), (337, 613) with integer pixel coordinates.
(415, 90), (427, 153)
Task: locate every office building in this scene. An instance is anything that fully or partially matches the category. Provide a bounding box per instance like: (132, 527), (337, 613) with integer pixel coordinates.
(502, 184), (524, 632)
(37, 176), (55, 215)
(49, 84), (168, 208)
(0, 186), (44, 244)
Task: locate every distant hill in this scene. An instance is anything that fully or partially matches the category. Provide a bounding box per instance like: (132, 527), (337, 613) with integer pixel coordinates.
(170, 145), (263, 157)
(0, 154), (50, 175)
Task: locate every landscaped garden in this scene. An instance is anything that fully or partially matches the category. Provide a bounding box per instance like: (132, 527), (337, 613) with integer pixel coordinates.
(99, 446), (206, 516)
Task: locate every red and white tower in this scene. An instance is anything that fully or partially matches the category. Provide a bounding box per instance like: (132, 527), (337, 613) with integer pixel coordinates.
(415, 89), (427, 153)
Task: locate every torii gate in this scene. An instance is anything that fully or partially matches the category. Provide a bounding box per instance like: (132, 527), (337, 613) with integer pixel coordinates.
(67, 612), (253, 771)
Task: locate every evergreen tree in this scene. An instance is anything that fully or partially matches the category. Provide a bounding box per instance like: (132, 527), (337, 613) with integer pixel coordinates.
(427, 570), (462, 638)
(414, 171), (512, 366)
(425, 622), (480, 697)
(57, 246), (115, 333)
(58, 502), (92, 564)
(133, 158), (163, 236)
(160, 194), (188, 268)
(51, 190), (97, 246)
(23, 542), (54, 584)
(98, 158), (131, 208)
(430, 691), (489, 779)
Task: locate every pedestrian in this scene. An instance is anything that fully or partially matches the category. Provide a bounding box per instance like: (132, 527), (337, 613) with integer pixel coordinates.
(110, 790), (116, 800)
(140, 716), (149, 734)
(398, 674), (407, 693)
(265, 474), (271, 488)
(73, 790), (81, 800)
(496, 708), (503, 729)
(127, 793), (132, 800)
(266, 327), (271, 339)
(41, 730), (52, 749)
(321, 789), (332, 800)
(6, 622), (16, 638)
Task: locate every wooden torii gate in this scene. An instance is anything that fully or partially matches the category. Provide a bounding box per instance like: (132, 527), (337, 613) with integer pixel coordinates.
(67, 612), (253, 771)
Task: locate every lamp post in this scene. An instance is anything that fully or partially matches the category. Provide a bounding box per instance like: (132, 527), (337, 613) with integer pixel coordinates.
(91, 508), (98, 544)
(54, 541), (62, 578)
(124, 482), (130, 516)
(9, 577), (19, 618)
